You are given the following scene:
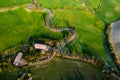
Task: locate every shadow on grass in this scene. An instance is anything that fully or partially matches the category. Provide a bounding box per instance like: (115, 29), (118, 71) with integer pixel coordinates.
(79, 42), (99, 58)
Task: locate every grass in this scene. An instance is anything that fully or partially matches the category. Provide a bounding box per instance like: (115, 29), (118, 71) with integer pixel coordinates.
(37, 0), (111, 62)
(0, 58), (106, 80)
(0, 7), (63, 52)
(37, 0), (100, 10)
(83, 0), (100, 10)
(38, 0), (83, 9)
(31, 58), (106, 80)
(0, 71), (17, 80)
(49, 0), (120, 67)
(0, 0), (31, 7)
(96, 0), (120, 23)
(51, 10), (107, 60)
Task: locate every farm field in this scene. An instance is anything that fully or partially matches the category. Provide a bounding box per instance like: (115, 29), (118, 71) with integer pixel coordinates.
(31, 58), (106, 80)
(0, 71), (17, 80)
(0, 58), (107, 80)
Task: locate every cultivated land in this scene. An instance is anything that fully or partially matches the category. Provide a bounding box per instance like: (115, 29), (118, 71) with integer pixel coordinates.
(0, 58), (106, 80)
(32, 58), (106, 80)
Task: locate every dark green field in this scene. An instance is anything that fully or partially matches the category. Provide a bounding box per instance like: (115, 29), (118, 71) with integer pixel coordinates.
(0, 58), (106, 80)
(31, 58), (106, 80)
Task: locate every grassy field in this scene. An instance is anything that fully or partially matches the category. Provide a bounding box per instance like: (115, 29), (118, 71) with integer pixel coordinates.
(96, 0), (120, 23)
(0, 71), (17, 80)
(31, 58), (106, 80)
(51, 10), (107, 60)
(40, 0), (120, 67)
(83, 0), (100, 11)
(0, 0), (31, 7)
(38, 0), (100, 10)
(38, 0), (83, 9)
(0, 58), (106, 80)
(0, 7), (63, 52)
(0, 0), (120, 80)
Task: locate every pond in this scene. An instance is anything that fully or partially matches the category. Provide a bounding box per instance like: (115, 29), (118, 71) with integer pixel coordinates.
(109, 20), (120, 64)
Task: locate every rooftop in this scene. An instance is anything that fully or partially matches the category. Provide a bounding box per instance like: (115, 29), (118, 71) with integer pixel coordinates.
(13, 52), (23, 66)
(34, 43), (49, 51)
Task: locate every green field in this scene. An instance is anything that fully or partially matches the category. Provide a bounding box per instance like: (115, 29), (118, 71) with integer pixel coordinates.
(0, 0), (120, 80)
(96, 0), (120, 23)
(38, 0), (83, 9)
(0, 71), (17, 80)
(0, 0), (31, 7)
(31, 58), (106, 80)
(51, 10), (107, 61)
(83, 0), (100, 11)
(38, 0), (100, 10)
(0, 58), (106, 80)
(37, 0), (120, 67)
(0, 7), (63, 52)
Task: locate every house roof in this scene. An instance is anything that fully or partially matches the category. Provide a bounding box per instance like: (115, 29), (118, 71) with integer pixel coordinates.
(34, 43), (49, 51)
(13, 52), (23, 66)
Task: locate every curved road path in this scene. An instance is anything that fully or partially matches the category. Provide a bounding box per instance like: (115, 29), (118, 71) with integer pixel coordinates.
(29, 7), (77, 66)
(29, 0), (77, 66)
(0, 2), (77, 66)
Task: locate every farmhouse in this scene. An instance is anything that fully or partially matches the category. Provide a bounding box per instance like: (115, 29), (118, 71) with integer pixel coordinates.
(13, 52), (23, 66)
(34, 43), (50, 51)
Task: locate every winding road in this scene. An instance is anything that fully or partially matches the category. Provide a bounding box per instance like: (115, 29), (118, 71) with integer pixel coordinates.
(29, 0), (77, 65)
(29, 8), (76, 65)
(0, 1), (77, 66)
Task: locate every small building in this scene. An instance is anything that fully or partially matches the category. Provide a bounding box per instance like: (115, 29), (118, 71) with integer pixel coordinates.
(21, 72), (27, 79)
(34, 43), (49, 51)
(18, 71), (32, 80)
(13, 52), (23, 66)
(27, 77), (32, 80)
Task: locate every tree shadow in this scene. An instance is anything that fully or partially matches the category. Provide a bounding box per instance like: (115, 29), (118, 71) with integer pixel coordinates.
(79, 42), (98, 57)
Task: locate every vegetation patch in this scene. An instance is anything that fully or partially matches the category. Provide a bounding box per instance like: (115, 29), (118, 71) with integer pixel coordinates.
(51, 10), (109, 61)
(31, 58), (106, 80)
(0, 7), (63, 52)
(38, 0), (83, 9)
(0, 0), (31, 7)
(96, 0), (120, 23)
